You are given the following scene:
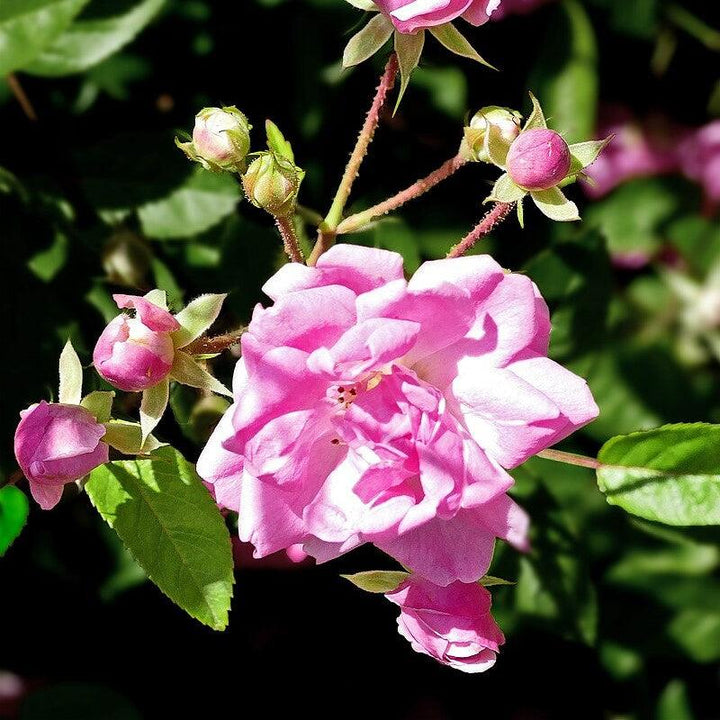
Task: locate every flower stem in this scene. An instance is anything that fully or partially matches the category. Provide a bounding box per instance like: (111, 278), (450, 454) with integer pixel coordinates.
(276, 216), (305, 264)
(184, 327), (246, 355)
(336, 155), (468, 235)
(665, 3), (720, 51)
(7, 73), (38, 122)
(323, 53), (399, 232)
(446, 202), (514, 258)
(536, 449), (602, 471)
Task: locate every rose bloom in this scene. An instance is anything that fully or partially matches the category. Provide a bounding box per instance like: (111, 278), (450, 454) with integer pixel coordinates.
(14, 401), (109, 509)
(93, 294), (179, 392)
(680, 120), (720, 208)
(386, 576), (505, 672)
(375, 0), (501, 34)
(198, 245), (597, 584)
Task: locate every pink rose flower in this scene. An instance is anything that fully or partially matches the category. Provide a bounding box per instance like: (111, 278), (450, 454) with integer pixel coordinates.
(679, 120), (720, 209)
(386, 576), (505, 672)
(14, 401), (109, 510)
(491, 0), (554, 19)
(375, 0), (501, 34)
(93, 294), (180, 392)
(198, 245), (597, 585)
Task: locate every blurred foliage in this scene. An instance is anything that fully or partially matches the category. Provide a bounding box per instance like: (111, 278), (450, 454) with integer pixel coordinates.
(1, 0), (719, 718)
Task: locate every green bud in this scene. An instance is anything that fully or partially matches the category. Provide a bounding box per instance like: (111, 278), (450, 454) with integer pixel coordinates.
(102, 229), (152, 288)
(176, 106), (252, 173)
(461, 106), (522, 164)
(242, 151), (303, 217)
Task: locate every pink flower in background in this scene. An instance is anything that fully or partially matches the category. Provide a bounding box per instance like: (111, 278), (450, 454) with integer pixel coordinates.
(14, 402), (109, 510)
(680, 120), (720, 209)
(386, 576), (505, 672)
(93, 294), (179, 392)
(375, 0), (501, 34)
(198, 245), (597, 584)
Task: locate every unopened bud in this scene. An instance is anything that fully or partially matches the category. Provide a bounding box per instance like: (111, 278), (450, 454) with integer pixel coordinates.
(462, 106), (522, 163)
(102, 229), (152, 288)
(506, 128), (571, 191)
(242, 152), (302, 217)
(177, 106), (251, 173)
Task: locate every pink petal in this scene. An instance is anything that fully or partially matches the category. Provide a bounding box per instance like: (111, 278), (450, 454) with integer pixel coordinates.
(113, 294), (180, 332)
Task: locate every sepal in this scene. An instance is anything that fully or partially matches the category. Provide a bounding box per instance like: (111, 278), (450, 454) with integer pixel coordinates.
(140, 377), (170, 443)
(81, 391), (115, 423)
(342, 570), (409, 593)
(530, 187), (580, 222)
(345, 0), (378, 9)
(394, 30), (425, 111)
(171, 294), (227, 349)
(429, 23), (494, 69)
(103, 420), (163, 455)
(342, 13), (394, 68)
(58, 340), (83, 405)
(524, 92), (548, 131)
(486, 173), (527, 204)
(170, 352), (233, 398)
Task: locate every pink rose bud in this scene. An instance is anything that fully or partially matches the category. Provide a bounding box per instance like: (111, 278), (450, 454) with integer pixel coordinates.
(507, 127), (572, 191)
(375, 0), (500, 34)
(93, 294), (180, 392)
(14, 401), (109, 510)
(386, 577), (505, 673)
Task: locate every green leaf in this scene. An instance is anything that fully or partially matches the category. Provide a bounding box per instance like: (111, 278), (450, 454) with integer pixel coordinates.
(393, 29), (424, 110)
(85, 447), (234, 630)
(341, 570), (409, 593)
(597, 423), (720, 525)
(0, 486), (29, 557)
(171, 294), (227, 349)
(0, 0), (90, 77)
(81, 390), (115, 423)
(527, 0), (598, 143)
(342, 13), (393, 68)
(429, 22), (494, 68)
(103, 420), (162, 455)
(531, 187), (580, 222)
(170, 352), (232, 398)
(138, 168), (241, 240)
(27, 230), (69, 282)
(58, 339), (83, 405)
(140, 377), (169, 443)
(26, 0), (165, 77)
(487, 173), (526, 203)
(657, 680), (695, 720)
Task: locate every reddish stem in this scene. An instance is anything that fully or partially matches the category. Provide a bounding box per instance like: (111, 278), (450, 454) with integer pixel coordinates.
(275, 216), (305, 264)
(184, 327), (246, 355)
(446, 202), (514, 258)
(7, 73), (38, 122)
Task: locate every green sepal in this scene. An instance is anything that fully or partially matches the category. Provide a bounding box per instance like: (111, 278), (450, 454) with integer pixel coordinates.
(394, 29), (424, 112)
(342, 13), (394, 68)
(103, 420), (163, 455)
(480, 575), (515, 587)
(485, 124), (513, 169)
(266, 120), (295, 163)
(567, 136), (613, 177)
(140, 377), (169, 443)
(486, 173), (527, 204)
(170, 352), (232, 398)
(143, 288), (168, 311)
(345, 0), (378, 9)
(58, 339), (83, 405)
(524, 92), (548, 131)
(517, 197), (525, 228)
(530, 187), (580, 222)
(341, 570), (409, 593)
(81, 391), (115, 423)
(171, 293), (227, 349)
(429, 23), (495, 69)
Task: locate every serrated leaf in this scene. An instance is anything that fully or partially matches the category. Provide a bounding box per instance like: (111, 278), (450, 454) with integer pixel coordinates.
(531, 187), (580, 222)
(0, 0), (90, 77)
(342, 13), (393, 68)
(429, 22), (494, 68)
(524, 92), (548, 131)
(394, 29), (424, 111)
(342, 570), (409, 593)
(103, 420), (162, 455)
(487, 173), (526, 203)
(58, 339), (83, 405)
(172, 294), (227, 349)
(170, 352), (232, 398)
(85, 447), (234, 630)
(138, 168), (241, 240)
(140, 377), (169, 443)
(26, 0), (165, 77)
(81, 390), (115, 423)
(597, 423), (720, 526)
(0, 486), (29, 557)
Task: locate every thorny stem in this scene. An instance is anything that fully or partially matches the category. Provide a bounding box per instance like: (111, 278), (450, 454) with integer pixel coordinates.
(7, 73), (38, 122)
(446, 202), (514, 258)
(536, 449), (602, 471)
(275, 216), (305, 264)
(336, 155), (468, 235)
(184, 327), (246, 355)
(308, 54), (399, 265)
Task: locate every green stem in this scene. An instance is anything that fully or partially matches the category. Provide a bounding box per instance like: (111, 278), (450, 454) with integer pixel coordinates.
(536, 448), (601, 471)
(666, 3), (720, 51)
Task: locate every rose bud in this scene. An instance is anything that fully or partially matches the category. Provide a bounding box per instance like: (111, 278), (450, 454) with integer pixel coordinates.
(385, 577), (505, 673)
(177, 106), (252, 173)
(462, 106), (522, 163)
(93, 294), (180, 392)
(242, 151), (302, 217)
(506, 127), (572, 191)
(14, 401), (109, 510)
